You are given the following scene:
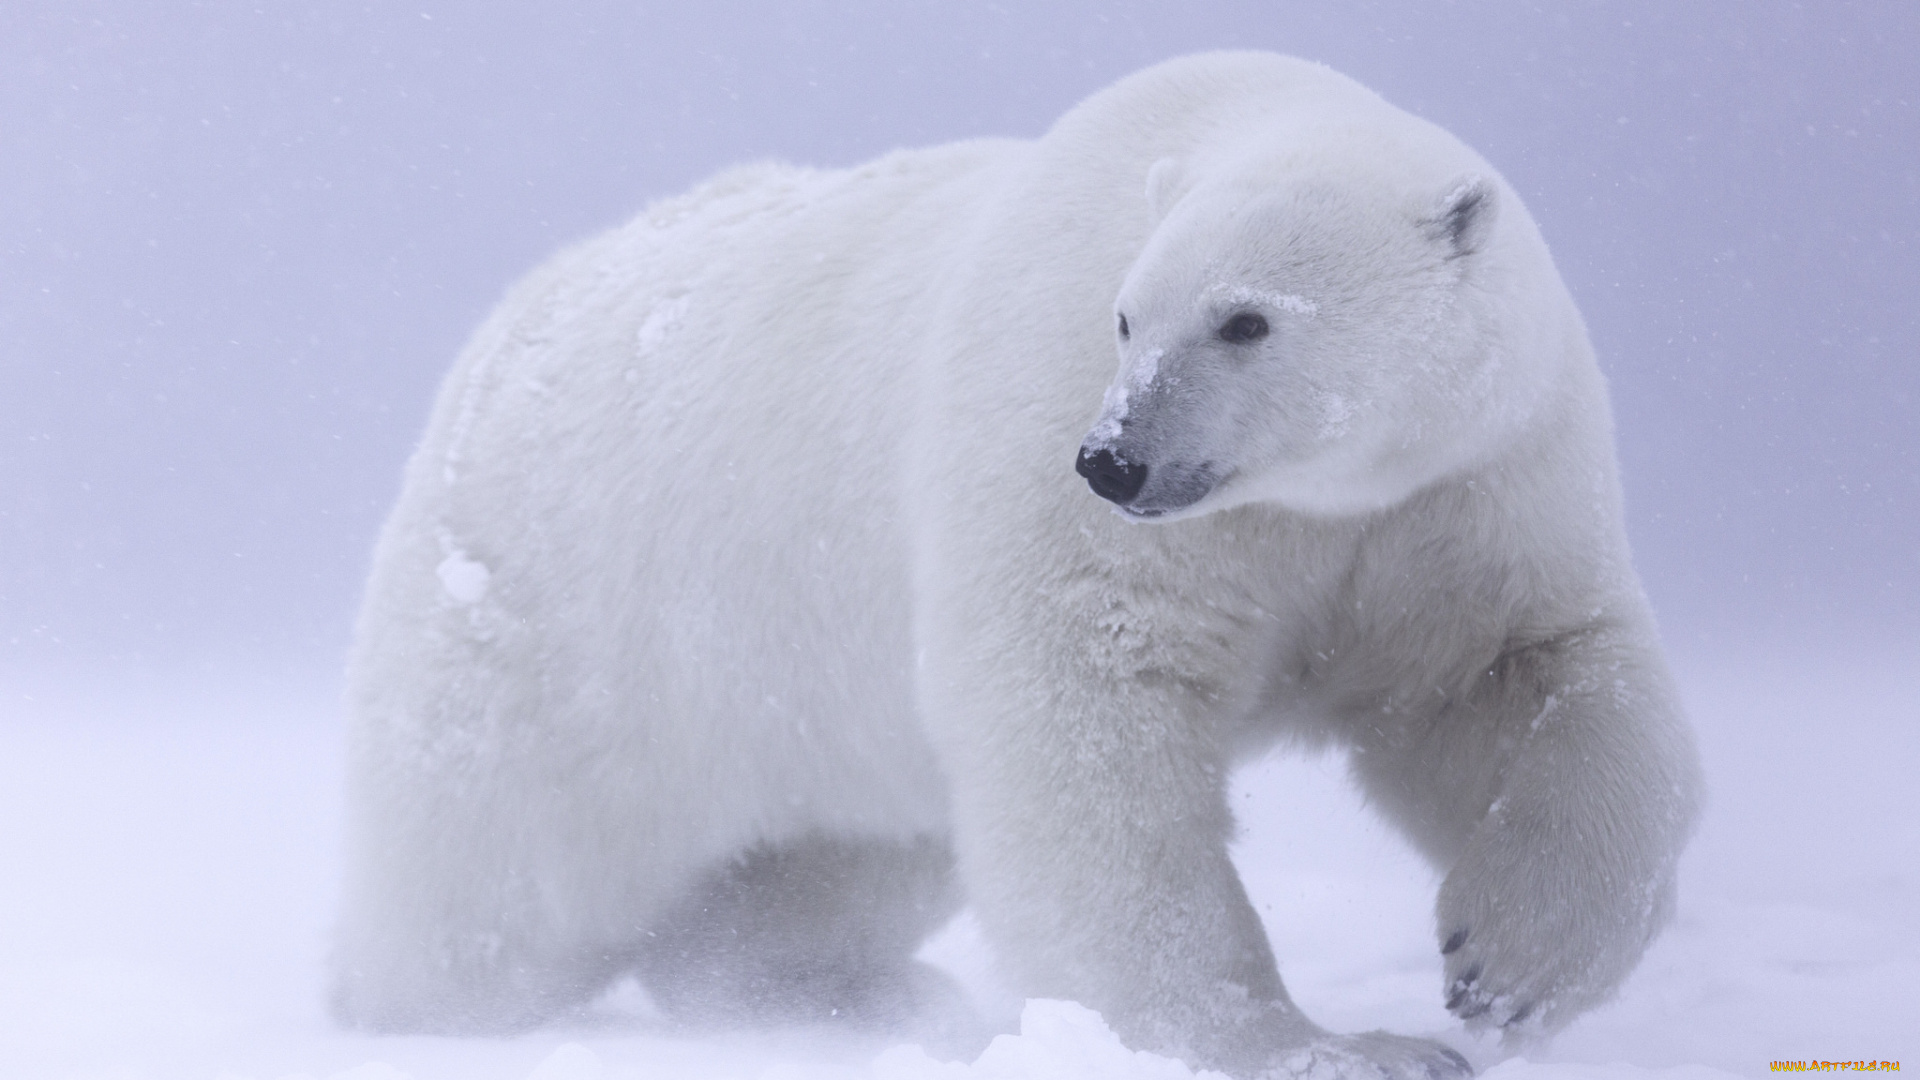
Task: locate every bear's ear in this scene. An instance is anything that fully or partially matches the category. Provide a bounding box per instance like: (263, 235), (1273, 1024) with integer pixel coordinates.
(1425, 176), (1498, 258)
(1145, 158), (1186, 222)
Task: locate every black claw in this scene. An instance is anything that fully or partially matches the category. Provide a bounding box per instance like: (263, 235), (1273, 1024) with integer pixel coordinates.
(1457, 999), (1492, 1020)
(1442, 1048), (1473, 1074)
(1505, 1001), (1534, 1027)
(1441, 929), (1467, 955)
(1446, 964), (1486, 1016)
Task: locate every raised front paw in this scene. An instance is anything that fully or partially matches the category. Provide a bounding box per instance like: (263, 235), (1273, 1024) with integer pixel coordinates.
(1435, 819), (1678, 1041)
(1268, 1031), (1473, 1080)
(1436, 923), (1537, 1034)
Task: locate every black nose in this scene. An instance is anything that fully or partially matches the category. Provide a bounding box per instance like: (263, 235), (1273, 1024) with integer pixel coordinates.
(1076, 447), (1148, 504)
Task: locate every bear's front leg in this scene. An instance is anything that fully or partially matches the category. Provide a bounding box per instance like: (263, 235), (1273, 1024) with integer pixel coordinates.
(1384, 620), (1702, 1043)
(932, 670), (1286, 1065)
(919, 632), (1470, 1079)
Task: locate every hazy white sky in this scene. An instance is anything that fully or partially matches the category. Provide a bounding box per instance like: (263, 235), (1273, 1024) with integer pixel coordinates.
(3, 1), (1915, 676)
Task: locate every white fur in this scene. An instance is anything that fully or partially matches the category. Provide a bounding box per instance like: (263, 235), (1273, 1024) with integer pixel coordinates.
(333, 53), (1699, 1077)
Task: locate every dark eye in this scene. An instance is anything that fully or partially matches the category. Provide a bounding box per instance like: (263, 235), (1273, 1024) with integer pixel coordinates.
(1117, 313), (1130, 340)
(1219, 312), (1269, 344)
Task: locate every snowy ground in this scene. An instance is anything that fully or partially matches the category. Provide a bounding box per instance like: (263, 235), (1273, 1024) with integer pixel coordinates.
(2, 643), (1913, 1080)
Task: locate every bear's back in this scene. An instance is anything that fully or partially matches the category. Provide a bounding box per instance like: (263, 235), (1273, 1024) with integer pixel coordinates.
(349, 137), (1021, 896)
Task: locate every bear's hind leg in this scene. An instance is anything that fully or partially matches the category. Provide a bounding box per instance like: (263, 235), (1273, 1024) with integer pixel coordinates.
(636, 832), (963, 1030)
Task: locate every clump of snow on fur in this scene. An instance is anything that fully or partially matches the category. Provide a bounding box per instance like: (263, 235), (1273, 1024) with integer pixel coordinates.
(873, 1000), (1231, 1080)
(435, 548), (491, 605)
(1205, 282), (1318, 317)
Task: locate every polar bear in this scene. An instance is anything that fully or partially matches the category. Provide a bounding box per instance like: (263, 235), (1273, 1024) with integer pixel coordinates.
(332, 52), (1700, 1078)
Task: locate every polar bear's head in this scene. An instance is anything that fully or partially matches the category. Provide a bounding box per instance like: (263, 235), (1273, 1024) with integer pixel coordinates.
(1078, 151), (1554, 521)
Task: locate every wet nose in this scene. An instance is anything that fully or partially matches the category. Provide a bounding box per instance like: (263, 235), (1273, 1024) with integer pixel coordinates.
(1076, 447), (1147, 504)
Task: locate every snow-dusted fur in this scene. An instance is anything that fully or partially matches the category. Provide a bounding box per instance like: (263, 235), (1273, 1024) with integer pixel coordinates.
(333, 53), (1700, 1078)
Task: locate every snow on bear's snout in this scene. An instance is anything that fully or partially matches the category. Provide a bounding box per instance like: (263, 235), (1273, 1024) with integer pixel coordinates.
(1077, 283), (1320, 521)
(1076, 346), (1231, 520)
(1075, 342), (1223, 518)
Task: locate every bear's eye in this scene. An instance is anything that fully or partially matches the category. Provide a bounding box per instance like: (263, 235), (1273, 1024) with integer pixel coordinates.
(1117, 313), (1130, 340)
(1219, 312), (1269, 344)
